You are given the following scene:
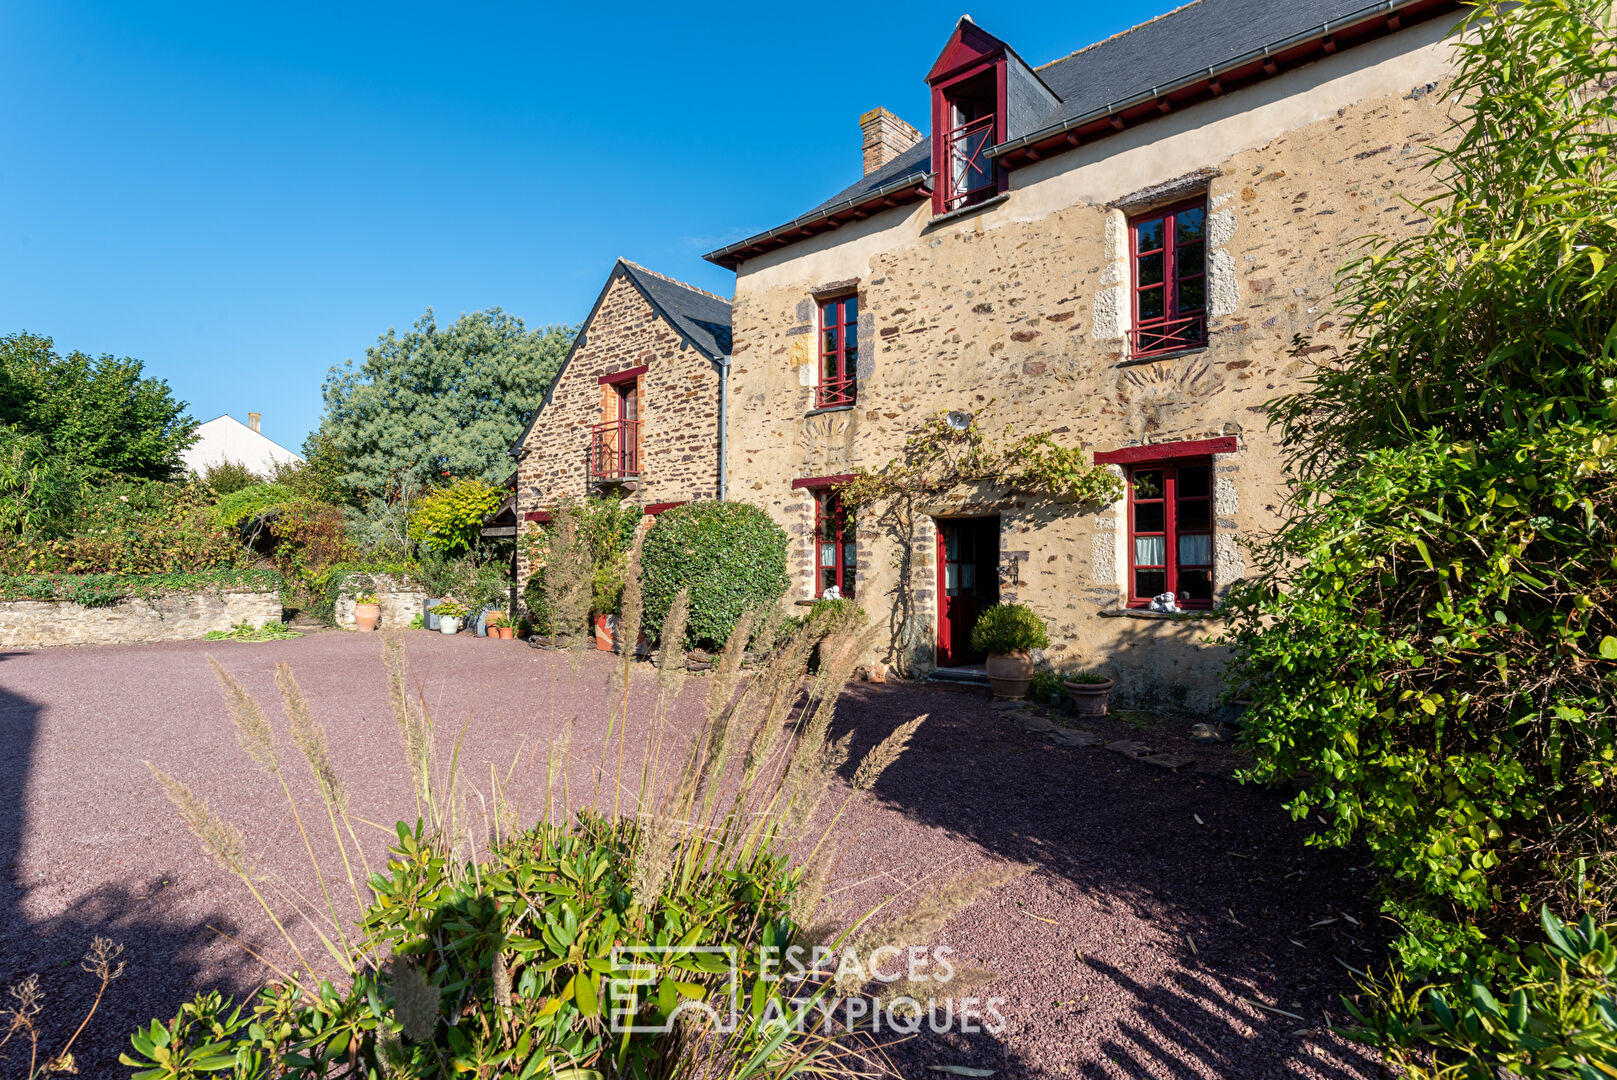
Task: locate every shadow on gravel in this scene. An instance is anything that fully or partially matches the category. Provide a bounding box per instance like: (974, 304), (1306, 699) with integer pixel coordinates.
(827, 662), (1386, 1080)
(0, 651), (253, 1077)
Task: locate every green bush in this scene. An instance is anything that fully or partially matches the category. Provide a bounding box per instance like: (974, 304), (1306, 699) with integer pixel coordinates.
(1029, 671), (1065, 700)
(408, 477), (504, 554)
(212, 482), (295, 529)
(3, 479), (252, 575)
(969, 602), (1050, 654)
(522, 569), (550, 635)
(199, 459), (263, 496)
(1345, 907), (1617, 1078)
(641, 501), (788, 649)
(0, 567), (282, 607)
(1066, 670), (1110, 685)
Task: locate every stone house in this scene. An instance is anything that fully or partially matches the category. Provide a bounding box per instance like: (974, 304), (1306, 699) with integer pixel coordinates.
(705, 0), (1466, 711)
(510, 259), (731, 582)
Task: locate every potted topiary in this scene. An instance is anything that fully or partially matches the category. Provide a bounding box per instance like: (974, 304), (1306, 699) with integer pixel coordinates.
(435, 600), (467, 636)
(1064, 669), (1115, 717)
(970, 602), (1051, 700)
(352, 593), (381, 633)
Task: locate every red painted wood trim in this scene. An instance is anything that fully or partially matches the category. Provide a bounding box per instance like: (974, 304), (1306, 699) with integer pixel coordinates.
(1094, 436), (1237, 465)
(599, 365), (648, 385)
(643, 501), (685, 515)
(523, 510), (553, 523)
(791, 473), (856, 490)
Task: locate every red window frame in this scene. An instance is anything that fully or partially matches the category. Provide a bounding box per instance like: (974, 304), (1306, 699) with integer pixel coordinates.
(1128, 197), (1209, 358)
(1126, 459), (1214, 608)
(817, 294), (858, 409)
(930, 61), (1006, 215)
(812, 488), (856, 600)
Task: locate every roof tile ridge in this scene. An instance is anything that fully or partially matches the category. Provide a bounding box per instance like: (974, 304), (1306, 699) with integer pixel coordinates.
(1035, 0), (1211, 71)
(618, 259), (733, 306)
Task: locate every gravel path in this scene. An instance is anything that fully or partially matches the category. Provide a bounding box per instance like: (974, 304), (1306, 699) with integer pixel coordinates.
(0, 633), (1385, 1078)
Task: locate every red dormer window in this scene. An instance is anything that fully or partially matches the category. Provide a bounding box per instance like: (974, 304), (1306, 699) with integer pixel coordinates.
(928, 20), (1009, 216)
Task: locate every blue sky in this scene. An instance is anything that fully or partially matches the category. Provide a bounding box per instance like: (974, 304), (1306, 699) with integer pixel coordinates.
(1, 1), (1171, 450)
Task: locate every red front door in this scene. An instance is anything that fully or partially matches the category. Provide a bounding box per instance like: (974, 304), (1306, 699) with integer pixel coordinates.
(936, 516), (1000, 666)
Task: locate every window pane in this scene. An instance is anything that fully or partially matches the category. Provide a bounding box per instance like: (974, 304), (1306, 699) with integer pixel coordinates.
(821, 303), (836, 327)
(1178, 499), (1211, 532)
(1177, 278), (1206, 313)
(820, 543), (836, 568)
(1178, 533), (1212, 566)
(1133, 470), (1164, 498)
(1135, 217), (1165, 252)
(844, 346), (858, 372)
(1137, 252), (1164, 287)
(1136, 569), (1166, 598)
(1134, 501), (1165, 534)
(1176, 241), (1206, 276)
(1175, 206), (1206, 244)
(961, 562), (975, 590)
(945, 531), (957, 560)
(1177, 465), (1210, 497)
(842, 296), (857, 324)
(820, 568), (837, 593)
(843, 543), (856, 570)
(1135, 535), (1166, 566)
(1138, 287), (1165, 322)
(1180, 567), (1214, 602)
(945, 563), (958, 592)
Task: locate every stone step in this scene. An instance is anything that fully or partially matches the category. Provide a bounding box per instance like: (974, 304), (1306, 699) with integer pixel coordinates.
(927, 667), (990, 687)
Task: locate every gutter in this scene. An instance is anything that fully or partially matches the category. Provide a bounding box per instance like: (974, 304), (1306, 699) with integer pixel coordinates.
(705, 172), (935, 267)
(717, 354), (730, 501)
(991, 0), (1444, 161)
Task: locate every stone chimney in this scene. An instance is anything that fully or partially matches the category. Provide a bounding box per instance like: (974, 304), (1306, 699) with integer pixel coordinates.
(247, 412), (261, 433)
(860, 107), (922, 176)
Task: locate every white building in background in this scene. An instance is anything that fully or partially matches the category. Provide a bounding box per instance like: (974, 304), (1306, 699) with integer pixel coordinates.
(181, 413), (303, 477)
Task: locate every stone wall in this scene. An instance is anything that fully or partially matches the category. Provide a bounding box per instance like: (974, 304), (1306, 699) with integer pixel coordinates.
(334, 574), (425, 631)
(0, 591), (282, 648)
(723, 19), (1461, 713)
(514, 269), (725, 583)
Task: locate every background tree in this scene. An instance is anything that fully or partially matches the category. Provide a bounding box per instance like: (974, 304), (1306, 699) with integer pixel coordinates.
(0, 331), (195, 480)
(1227, 0), (1617, 980)
(319, 308), (573, 495)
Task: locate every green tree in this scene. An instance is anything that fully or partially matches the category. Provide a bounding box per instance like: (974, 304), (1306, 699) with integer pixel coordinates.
(1227, 0), (1617, 978)
(0, 331), (195, 480)
(319, 308), (573, 495)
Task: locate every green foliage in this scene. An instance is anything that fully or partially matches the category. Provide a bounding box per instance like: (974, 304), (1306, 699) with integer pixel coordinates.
(0, 567), (282, 607)
(1345, 907), (1617, 1078)
(0, 424), (81, 536)
(809, 597), (865, 631)
(353, 592), (379, 606)
(1029, 670), (1066, 700)
(204, 621), (302, 642)
(969, 602), (1051, 654)
(408, 477), (505, 554)
(522, 569), (551, 635)
(1227, 0), (1617, 978)
(641, 502), (788, 649)
(320, 308), (574, 494)
(211, 483), (296, 529)
(0, 331), (195, 481)
(199, 459), (263, 496)
(1065, 670), (1111, 685)
(125, 814), (807, 1080)
(270, 428), (351, 505)
(433, 599), (468, 618)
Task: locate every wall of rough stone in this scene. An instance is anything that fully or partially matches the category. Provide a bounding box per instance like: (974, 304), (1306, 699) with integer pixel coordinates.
(334, 575), (425, 631)
(514, 271), (724, 583)
(0, 591), (281, 648)
(723, 18), (1461, 713)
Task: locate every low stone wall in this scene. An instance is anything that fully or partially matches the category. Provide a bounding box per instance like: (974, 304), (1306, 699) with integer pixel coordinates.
(0, 590), (282, 648)
(334, 574), (424, 631)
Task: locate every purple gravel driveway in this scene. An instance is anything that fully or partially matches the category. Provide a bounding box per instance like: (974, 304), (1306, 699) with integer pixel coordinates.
(0, 633), (1385, 1079)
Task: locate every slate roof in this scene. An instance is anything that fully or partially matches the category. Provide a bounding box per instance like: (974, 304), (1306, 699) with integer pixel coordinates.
(709, 0), (1425, 263)
(617, 260), (733, 359)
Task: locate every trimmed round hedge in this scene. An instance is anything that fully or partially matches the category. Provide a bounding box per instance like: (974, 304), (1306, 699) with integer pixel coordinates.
(640, 501), (788, 649)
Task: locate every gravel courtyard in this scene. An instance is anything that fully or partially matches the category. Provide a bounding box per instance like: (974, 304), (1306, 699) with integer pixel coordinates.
(0, 632), (1385, 1079)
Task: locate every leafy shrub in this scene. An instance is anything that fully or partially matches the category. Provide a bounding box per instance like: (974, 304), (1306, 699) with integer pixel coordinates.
(212, 483), (295, 529)
(641, 501), (788, 648)
(0, 567), (282, 607)
(0, 425), (81, 536)
(1029, 670), (1065, 700)
(408, 477), (504, 554)
(1066, 670), (1110, 685)
(809, 597), (864, 630)
(199, 459), (263, 496)
(522, 569), (551, 635)
(1346, 907), (1617, 1078)
(2, 479), (252, 575)
(969, 603), (1050, 654)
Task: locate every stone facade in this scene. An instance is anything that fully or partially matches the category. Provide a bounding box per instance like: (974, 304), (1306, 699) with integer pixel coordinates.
(0, 590), (281, 648)
(719, 17), (1462, 712)
(334, 574), (425, 631)
(513, 262), (728, 583)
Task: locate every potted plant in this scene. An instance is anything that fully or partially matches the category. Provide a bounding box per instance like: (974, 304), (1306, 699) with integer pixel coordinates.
(486, 611), (514, 639)
(435, 600), (467, 636)
(352, 593), (381, 633)
(970, 602), (1051, 701)
(1064, 669), (1115, 717)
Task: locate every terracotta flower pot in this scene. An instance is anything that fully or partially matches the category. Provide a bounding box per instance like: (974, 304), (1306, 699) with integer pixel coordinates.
(594, 613), (617, 652)
(985, 650), (1035, 700)
(497, 626), (514, 639)
(353, 602), (380, 632)
(867, 661), (888, 684)
(1064, 678), (1115, 717)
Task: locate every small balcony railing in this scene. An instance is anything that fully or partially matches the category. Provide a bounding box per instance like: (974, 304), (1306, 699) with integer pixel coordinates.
(1130, 313), (1208, 359)
(588, 419), (640, 484)
(816, 373), (857, 409)
(942, 114), (997, 213)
